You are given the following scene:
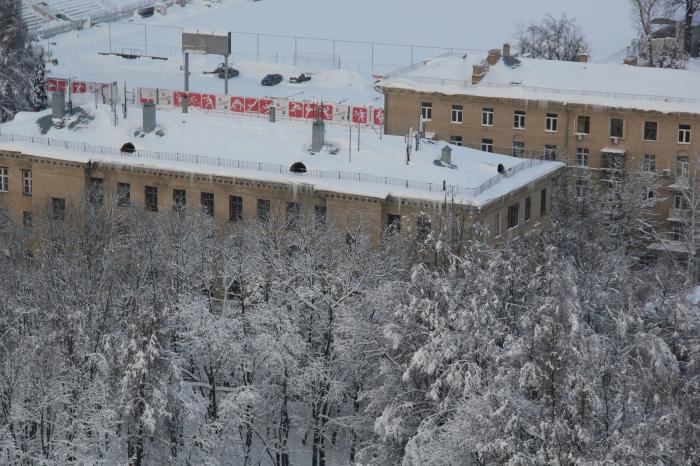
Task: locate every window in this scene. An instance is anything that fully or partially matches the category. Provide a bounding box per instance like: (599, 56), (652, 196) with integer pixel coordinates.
(676, 156), (689, 178)
(52, 197), (66, 220)
(672, 224), (683, 241)
(451, 104), (463, 123)
(577, 116), (590, 134)
(23, 211), (32, 228)
(22, 170), (32, 196)
(173, 189), (186, 210)
(145, 186), (158, 211)
(675, 194), (689, 210)
(314, 205), (327, 226)
(117, 182), (131, 207)
(229, 195), (243, 222)
(420, 102), (432, 121)
(89, 177), (104, 206)
(494, 211), (501, 238)
(507, 203), (519, 229)
(0, 167), (7, 192)
(540, 189), (547, 215)
(513, 111), (526, 129)
(286, 202), (300, 228)
(545, 113), (558, 132)
(544, 144), (557, 161)
(257, 199), (271, 222)
(512, 140), (525, 157)
(201, 192), (214, 216)
(610, 118), (624, 138)
(525, 197), (531, 222)
(482, 108), (494, 126)
(642, 154), (656, 172)
(644, 121), (657, 141)
(576, 148), (589, 167)
(481, 138), (493, 153)
(678, 124), (691, 144)
(417, 214), (431, 242)
(387, 214), (401, 232)
(450, 135), (463, 146)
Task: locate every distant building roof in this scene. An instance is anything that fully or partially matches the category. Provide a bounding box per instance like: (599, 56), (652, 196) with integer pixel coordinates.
(378, 53), (700, 114)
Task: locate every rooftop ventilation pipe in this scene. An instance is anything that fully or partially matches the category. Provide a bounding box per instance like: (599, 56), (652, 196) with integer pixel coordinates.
(142, 103), (156, 133)
(52, 91), (65, 118)
(311, 117), (325, 153)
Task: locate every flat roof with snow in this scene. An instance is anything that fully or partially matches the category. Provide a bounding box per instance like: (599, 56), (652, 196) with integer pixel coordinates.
(379, 54), (700, 114)
(0, 105), (562, 207)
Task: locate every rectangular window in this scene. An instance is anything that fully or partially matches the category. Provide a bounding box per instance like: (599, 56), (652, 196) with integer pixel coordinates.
(545, 113), (558, 132)
(286, 202), (300, 228)
(482, 108), (494, 126)
(257, 199), (271, 222)
(540, 189), (547, 215)
(387, 213), (401, 232)
(544, 144), (557, 161)
(89, 177), (104, 206)
(577, 116), (590, 134)
(22, 170), (32, 196)
(417, 214), (431, 242)
(481, 138), (493, 153)
(495, 211), (501, 238)
(644, 121), (658, 141)
(314, 205), (327, 226)
(229, 195), (243, 222)
(117, 182), (131, 207)
(173, 189), (186, 210)
(507, 203), (519, 229)
(675, 194), (689, 210)
(642, 154), (656, 172)
(52, 197), (66, 220)
(451, 104), (463, 123)
(678, 124), (691, 144)
(145, 186), (158, 212)
(525, 197), (531, 222)
(512, 140), (525, 157)
(420, 102), (432, 121)
(201, 192), (214, 217)
(450, 135), (463, 146)
(576, 148), (590, 167)
(513, 111), (526, 129)
(672, 224), (683, 241)
(23, 211), (32, 228)
(0, 167), (7, 192)
(610, 118), (624, 138)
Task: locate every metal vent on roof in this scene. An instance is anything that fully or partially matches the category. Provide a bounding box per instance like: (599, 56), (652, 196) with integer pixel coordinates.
(290, 162), (307, 173)
(121, 142), (136, 153)
(503, 56), (521, 68)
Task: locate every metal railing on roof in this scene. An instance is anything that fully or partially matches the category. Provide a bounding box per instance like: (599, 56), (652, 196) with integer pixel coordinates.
(0, 132), (551, 201)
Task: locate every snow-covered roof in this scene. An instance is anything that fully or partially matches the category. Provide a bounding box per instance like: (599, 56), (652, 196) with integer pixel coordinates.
(379, 54), (700, 114)
(0, 105), (562, 208)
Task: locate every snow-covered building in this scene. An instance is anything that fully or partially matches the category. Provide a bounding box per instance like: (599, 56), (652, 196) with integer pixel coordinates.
(0, 104), (562, 243)
(377, 45), (700, 247)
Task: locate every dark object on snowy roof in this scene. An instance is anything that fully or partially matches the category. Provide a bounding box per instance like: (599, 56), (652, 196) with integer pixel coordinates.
(290, 162), (307, 173)
(503, 56), (521, 68)
(262, 74), (283, 86)
(138, 7), (155, 18)
(497, 163), (505, 174)
(290, 73), (311, 84)
(121, 142), (136, 154)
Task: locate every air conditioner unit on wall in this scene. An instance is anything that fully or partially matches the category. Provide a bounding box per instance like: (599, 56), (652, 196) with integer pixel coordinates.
(661, 168), (671, 177)
(575, 133), (584, 141)
(611, 137), (619, 144)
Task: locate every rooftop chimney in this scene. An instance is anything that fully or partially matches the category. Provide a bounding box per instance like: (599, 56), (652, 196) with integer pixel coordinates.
(576, 53), (589, 63)
(502, 43), (511, 59)
(487, 48), (501, 65)
(623, 56), (638, 66)
(142, 102), (156, 133)
(472, 64), (488, 85)
(440, 145), (452, 165)
(311, 118), (325, 153)
(52, 91), (65, 118)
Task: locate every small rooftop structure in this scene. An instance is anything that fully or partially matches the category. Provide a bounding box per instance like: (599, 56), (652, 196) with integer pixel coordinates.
(0, 105), (562, 207)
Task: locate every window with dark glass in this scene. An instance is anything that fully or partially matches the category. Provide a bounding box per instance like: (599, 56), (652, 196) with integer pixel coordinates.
(387, 213), (401, 232)
(286, 202), (300, 227)
(450, 135), (463, 146)
(257, 199), (271, 221)
(420, 102), (432, 121)
(610, 118), (624, 138)
(507, 202), (519, 229)
(577, 116), (590, 134)
(229, 195), (243, 222)
(89, 177), (104, 206)
(644, 121), (657, 141)
(512, 140), (525, 157)
(481, 138), (493, 153)
(525, 197), (531, 222)
(52, 197), (66, 220)
(482, 108), (494, 126)
(22, 170), (32, 196)
(540, 189), (547, 215)
(23, 211), (32, 227)
(145, 186), (158, 211)
(451, 104), (463, 123)
(513, 110), (526, 129)
(173, 189), (186, 210)
(117, 182), (131, 207)
(314, 205), (327, 226)
(544, 144), (557, 161)
(201, 192), (214, 216)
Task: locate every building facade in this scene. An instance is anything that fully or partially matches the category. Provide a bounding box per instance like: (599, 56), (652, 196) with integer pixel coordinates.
(0, 148), (560, 246)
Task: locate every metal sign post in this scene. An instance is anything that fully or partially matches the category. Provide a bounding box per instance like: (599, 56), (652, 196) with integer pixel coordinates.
(182, 30), (232, 95)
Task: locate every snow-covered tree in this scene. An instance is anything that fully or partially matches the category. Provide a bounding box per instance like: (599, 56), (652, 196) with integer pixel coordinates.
(516, 14), (591, 61)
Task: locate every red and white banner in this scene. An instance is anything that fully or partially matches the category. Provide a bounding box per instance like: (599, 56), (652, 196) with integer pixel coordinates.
(135, 86), (385, 127)
(48, 77), (112, 95)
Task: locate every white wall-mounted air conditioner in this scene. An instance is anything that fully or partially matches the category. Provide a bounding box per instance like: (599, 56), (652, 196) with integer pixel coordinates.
(611, 136), (619, 145)
(575, 133), (584, 141)
(661, 168), (671, 177)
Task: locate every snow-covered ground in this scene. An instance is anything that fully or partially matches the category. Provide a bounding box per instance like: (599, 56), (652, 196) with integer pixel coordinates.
(42, 0), (637, 107)
(0, 105), (562, 206)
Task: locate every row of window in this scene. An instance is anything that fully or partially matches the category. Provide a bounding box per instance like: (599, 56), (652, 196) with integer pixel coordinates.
(420, 102), (693, 144)
(0, 168), (33, 194)
(494, 189), (547, 238)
